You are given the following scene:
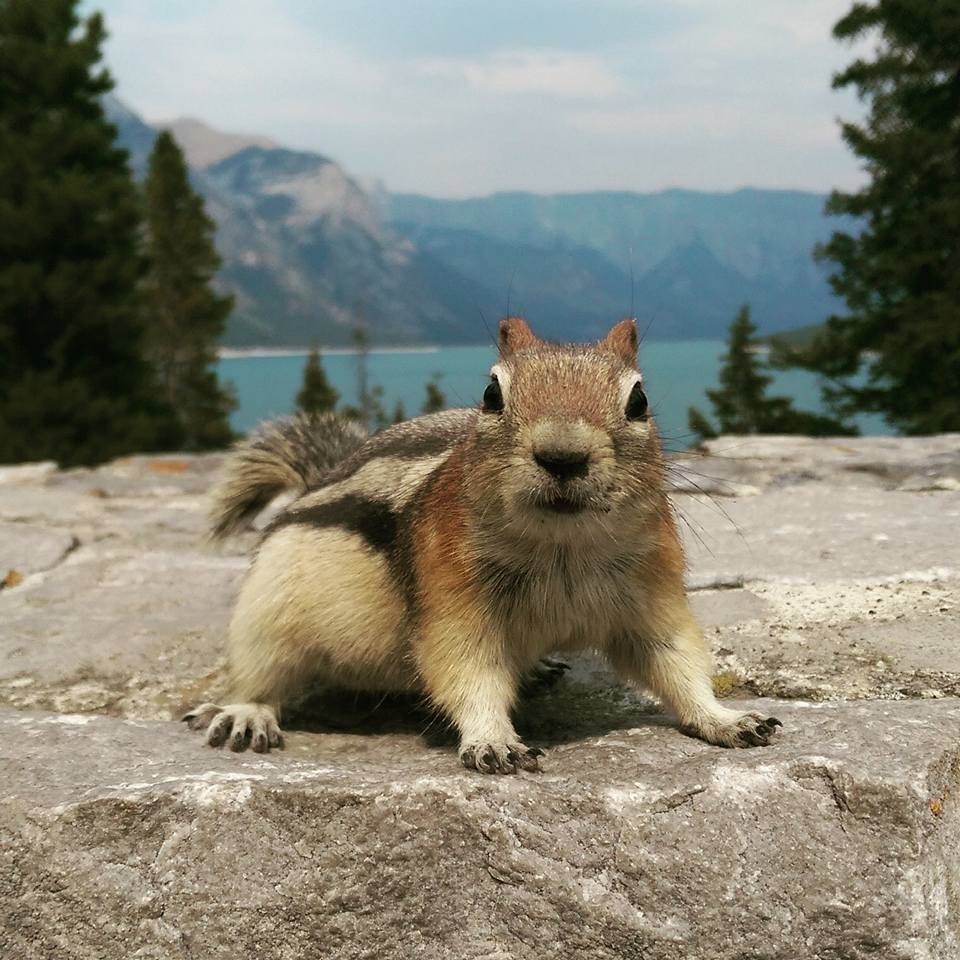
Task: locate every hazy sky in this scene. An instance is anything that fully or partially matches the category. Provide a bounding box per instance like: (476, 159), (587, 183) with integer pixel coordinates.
(84, 0), (869, 197)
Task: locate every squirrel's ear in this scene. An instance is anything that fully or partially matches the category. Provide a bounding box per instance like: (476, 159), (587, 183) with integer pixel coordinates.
(498, 316), (538, 357)
(602, 318), (638, 368)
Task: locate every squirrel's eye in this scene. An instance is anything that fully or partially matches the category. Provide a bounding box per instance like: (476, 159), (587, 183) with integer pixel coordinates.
(482, 378), (504, 414)
(625, 382), (648, 421)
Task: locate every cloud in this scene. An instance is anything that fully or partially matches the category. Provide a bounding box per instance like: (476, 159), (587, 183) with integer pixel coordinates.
(95, 0), (390, 125)
(86, 0), (868, 197)
(415, 50), (622, 99)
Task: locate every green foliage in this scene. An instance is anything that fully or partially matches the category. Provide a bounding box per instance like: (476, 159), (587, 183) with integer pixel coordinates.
(421, 374), (446, 415)
(344, 313), (392, 431)
(0, 0), (180, 465)
(334, 313), (445, 431)
(782, 0), (960, 434)
(686, 406), (717, 442)
(368, 385), (390, 431)
(295, 345), (338, 414)
(695, 306), (774, 434)
(760, 323), (825, 352)
(688, 306), (855, 440)
(142, 130), (235, 449)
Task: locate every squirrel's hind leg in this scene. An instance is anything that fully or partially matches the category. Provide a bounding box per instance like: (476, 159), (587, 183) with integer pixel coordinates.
(181, 541), (314, 753)
(185, 523), (409, 753)
(519, 656), (571, 696)
(181, 604), (298, 753)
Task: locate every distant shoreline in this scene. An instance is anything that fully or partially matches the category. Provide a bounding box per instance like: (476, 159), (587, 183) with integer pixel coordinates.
(218, 344), (446, 359)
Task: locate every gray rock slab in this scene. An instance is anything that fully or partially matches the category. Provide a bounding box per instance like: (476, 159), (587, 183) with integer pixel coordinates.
(51, 452), (227, 497)
(0, 461), (57, 485)
(700, 432), (960, 476)
(700, 434), (960, 462)
(676, 485), (960, 583)
(2, 448), (958, 717)
(0, 522), (78, 578)
(0, 483), (115, 527)
(2, 440), (960, 958)
(0, 484), (212, 552)
(689, 587), (774, 627)
(0, 549), (241, 717)
(1, 700), (958, 960)
(670, 434), (960, 496)
(706, 578), (960, 701)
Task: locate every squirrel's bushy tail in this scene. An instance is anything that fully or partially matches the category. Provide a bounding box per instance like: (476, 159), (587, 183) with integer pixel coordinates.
(209, 413), (368, 540)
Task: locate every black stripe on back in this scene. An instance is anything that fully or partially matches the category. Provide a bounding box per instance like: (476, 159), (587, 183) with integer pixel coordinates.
(364, 428), (462, 461)
(267, 494), (398, 553)
(317, 410), (477, 487)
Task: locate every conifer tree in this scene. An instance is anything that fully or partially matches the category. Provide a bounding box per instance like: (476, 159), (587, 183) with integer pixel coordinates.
(0, 0), (180, 465)
(686, 407), (718, 442)
(688, 306), (853, 439)
(142, 130), (235, 449)
(421, 375), (446, 415)
(295, 345), (338, 414)
(342, 314), (372, 427)
(782, 1), (960, 433)
(369, 385), (390, 431)
(391, 400), (407, 424)
(690, 306), (773, 435)
(342, 310), (389, 430)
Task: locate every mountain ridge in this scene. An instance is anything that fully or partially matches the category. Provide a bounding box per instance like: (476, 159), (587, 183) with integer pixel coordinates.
(105, 95), (844, 347)
(106, 96), (485, 346)
(159, 117), (278, 169)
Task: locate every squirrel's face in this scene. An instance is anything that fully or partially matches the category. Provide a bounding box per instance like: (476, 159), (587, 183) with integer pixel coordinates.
(471, 317), (663, 535)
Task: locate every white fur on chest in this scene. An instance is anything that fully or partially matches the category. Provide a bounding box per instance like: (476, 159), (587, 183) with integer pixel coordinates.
(479, 538), (647, 660)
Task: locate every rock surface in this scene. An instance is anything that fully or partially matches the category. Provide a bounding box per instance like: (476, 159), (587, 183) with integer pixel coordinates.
(1, 436), (959, 958)
(3, 700), (959, 960)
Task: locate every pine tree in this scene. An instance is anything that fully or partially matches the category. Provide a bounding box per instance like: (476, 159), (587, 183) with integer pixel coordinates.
(782, 1), (960, 433)
(0, 0), (180, 465)
(295, 345), (338, 414)
(369, 385), (390, 431)
(391, 400), (407, 424)
(688, 305), (853, 439)
(421, 375), (446, 415)
(344, 313), (373, 428)
(142, 130), (235, 449)
(691, 306), (773, 435)
(342, 310), (390, 431)
(686, 407), (718, 442)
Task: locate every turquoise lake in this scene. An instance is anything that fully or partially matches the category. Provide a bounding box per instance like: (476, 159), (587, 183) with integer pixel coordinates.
(218, 341), (889, 444)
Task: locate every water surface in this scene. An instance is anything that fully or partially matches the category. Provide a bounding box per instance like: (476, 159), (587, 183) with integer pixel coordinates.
(218, 341), (890, 442)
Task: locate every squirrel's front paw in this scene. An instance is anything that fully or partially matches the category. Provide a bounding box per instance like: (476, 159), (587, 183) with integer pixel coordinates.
(460, 741), (544, 774)
(181, 702), (284, 753)
(688, 710), (783, 749)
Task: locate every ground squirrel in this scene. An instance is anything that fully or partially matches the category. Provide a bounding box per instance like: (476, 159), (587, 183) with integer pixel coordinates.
(184, 317), (781, 772)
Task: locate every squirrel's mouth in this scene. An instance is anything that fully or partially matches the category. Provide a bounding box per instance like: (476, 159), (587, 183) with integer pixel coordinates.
(533, 492), (589, 514)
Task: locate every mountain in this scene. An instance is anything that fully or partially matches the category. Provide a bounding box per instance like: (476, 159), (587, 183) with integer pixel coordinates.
(387, 190), (853, 340)
(396, 223), (631, 343)
(105, 96), (484, 346)
(160, 118), (278, 169)
(105, 96), (848, 346)
(105, 94), (157, 177)
(199, 146), (487, 345)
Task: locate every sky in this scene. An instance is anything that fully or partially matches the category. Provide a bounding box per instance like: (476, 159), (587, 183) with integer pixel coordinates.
(83, 0), (870, 198)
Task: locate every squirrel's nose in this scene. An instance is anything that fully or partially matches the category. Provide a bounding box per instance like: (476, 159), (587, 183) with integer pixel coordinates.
(533, 448), (590, 481)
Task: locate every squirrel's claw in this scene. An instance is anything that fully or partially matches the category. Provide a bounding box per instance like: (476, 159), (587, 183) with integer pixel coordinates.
(461, 741), (544, 774)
